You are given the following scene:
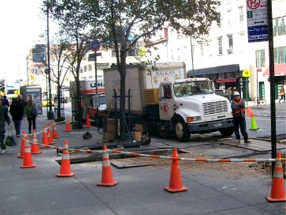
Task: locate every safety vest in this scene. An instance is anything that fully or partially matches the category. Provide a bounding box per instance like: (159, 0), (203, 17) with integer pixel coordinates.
(233, 99), (245, 116)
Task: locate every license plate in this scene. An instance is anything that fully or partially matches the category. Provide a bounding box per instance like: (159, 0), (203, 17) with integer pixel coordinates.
(214, 122), (222, 128)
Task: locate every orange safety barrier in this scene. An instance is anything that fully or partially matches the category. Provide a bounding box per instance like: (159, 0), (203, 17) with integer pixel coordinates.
(31, 129), (42, 154)
(41, 126), (49, 148)
(97, 145), (118, 187)
(20, 140), (36, 168)
(267, 152), (286, 202)
(52, 121), (59, 139)
(85, 113), (92, 128)
(64, 116), (72, 132)
(57, 140), (74, 177)
(18, 131), (26, 158)
(165, 148), (187, 193)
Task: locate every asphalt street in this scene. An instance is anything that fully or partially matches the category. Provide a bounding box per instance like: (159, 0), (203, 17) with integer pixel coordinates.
(0, 104), (285, 215)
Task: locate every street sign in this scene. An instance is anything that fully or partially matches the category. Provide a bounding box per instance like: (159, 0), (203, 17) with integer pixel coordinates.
(90, 40), (100, 52)
(88, 53), (102, 61)
(242, 69), (251, 78)
(246, 0), (268, 43)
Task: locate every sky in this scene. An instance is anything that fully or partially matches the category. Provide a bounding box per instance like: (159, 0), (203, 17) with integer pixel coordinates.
(0, 0), (48, 85)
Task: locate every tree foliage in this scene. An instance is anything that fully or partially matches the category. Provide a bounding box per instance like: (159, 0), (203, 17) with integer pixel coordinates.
(44, 0), (219, 135)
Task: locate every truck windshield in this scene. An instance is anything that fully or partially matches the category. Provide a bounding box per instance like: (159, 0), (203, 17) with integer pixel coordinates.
(173, 81), (214, 97)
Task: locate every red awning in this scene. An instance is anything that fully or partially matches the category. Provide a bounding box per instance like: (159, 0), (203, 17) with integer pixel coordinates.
(215, 78), (237, 83)
(263, 64), (286, 76)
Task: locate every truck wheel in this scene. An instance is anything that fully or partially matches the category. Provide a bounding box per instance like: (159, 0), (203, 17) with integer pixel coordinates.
(174, 118), (190, 142)
(220, 127), (234, 136)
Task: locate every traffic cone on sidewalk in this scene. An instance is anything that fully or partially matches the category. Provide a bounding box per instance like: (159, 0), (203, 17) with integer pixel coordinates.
(20, 140), (36, 168)
(267, 152), (286, 202)
(165, 148), (187, 193)
(31, 129), (42, 154)
(48, 129), (54, 145)
(246, 107), (259, 130)
(52, 121), (59, 139)
(41, 126), (49, 148)
(64, 116), (72, 132)
(57, 140), (74, 177)
(18, 131), (26, 158)
(85, 113), (92, 128)
(97, 145), (118, 186)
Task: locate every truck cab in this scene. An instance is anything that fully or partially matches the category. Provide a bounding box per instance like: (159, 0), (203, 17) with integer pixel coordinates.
(158, 78), (234, 141)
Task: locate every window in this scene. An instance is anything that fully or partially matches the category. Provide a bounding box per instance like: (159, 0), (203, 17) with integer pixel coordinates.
(255, 50), (265, 67)
(127, 47), (136, 56)
(227, 10), (232, 26)
(88, 64), (92, 71)
(217, 13), (221, 27)
(274, 46), (286, 64)
(227, 35), (233, 54)
(273, 16), (286, 36)
(84, 66), (87, 73)
(218, 37), (222, 55)
(200, 43), (204, 56)
(238, 6), (243, 22)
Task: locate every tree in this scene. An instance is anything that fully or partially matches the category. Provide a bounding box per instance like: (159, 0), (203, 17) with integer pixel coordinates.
(44, 0), (94, 128)
(45, 0), (220, 138)
(84, 0), (220, 139)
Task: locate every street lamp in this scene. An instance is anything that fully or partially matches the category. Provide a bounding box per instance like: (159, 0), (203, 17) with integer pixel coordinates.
(46, 0), (54, 120)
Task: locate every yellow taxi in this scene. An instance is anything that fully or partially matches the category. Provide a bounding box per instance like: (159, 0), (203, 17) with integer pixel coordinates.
(42, 98), (54, 107)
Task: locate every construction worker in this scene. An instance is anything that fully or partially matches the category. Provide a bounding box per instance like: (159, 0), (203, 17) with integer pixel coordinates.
(231, 91), (251, 144)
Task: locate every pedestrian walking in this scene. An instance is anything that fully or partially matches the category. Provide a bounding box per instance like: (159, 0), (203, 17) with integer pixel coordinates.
(279, 86), (285, 103)
(0, 101), (12, 153)
(231, 91), (251, 144)
(2, 96), (9, 107)
(24, 99), (38, 134)
(9, 97), (24, 137)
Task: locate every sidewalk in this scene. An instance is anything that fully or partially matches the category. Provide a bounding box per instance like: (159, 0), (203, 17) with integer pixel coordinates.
(0, 114), (285, 215)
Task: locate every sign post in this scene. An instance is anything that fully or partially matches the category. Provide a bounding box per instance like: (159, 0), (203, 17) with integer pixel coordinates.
(90, 40), (101, 132)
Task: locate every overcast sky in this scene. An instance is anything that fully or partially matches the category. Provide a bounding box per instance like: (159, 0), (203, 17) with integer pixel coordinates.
(0, 0), (47, 84)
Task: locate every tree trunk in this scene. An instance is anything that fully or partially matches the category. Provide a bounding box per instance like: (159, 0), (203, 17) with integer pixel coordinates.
(119, 56), (127, 140)
(76, 78), (83, 129)
(57, 82), (61, 120)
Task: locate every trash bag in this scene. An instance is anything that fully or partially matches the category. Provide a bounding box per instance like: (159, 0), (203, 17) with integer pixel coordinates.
(5, 136), (18, 147)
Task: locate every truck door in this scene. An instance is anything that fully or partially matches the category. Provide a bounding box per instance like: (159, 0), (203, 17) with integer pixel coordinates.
(159, 84), (174, 121)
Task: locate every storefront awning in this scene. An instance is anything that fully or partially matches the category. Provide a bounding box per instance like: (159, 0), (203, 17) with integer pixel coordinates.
(263, 64), (286, 76)
(215, 78), (237, 83)
(188, 64), (239, 77)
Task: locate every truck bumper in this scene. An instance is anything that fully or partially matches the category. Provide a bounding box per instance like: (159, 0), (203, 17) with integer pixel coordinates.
(187, 118), (233, 133)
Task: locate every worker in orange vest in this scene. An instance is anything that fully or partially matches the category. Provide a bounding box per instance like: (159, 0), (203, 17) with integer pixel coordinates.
(231, 91), (251, 144)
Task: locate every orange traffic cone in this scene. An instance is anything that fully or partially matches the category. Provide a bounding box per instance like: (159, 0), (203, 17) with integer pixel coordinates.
(18, 131), (26, 158)
(267, 152), (286, 202)
(20, 140), (36, 168)
(31, 129), (42, 154)
(64, 116), (72, 132)
(48, 129), (54, 145)
(41, 126), (49, 148)
(165, 148), (187, 193)
(85, 113), (92, 128)
(97, 145), (118, 186)
(57, 140), (74, 177)
(52, 121), (59, 139)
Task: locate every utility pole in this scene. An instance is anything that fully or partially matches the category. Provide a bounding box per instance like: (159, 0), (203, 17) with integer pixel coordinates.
(47, 0), (54, 120)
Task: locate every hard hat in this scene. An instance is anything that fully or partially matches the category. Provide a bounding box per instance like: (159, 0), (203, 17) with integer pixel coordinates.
(233, 91), (240, 96)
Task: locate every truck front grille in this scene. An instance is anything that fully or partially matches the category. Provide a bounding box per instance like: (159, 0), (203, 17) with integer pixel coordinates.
(203, 101), (228, 116)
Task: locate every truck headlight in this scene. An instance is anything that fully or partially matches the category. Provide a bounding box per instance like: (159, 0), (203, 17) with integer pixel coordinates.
(187, 116), (201, 122)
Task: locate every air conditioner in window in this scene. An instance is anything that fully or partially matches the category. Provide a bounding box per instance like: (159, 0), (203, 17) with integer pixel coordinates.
(227, 48), (233, 54)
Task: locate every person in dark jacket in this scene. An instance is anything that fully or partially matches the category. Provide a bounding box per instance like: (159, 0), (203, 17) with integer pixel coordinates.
(9, 97), (24, 137)
(231, 91), (251, 144)
(2, 96), (9, 107)
(0, 102), (12, 153)
(24, 99), (38, 134)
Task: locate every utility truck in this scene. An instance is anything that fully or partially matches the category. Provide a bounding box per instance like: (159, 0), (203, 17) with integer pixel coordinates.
(103, 63), (234, 142)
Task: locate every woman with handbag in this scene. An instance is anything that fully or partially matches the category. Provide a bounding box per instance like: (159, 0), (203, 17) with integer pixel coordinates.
(24, 99), (38, 134)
